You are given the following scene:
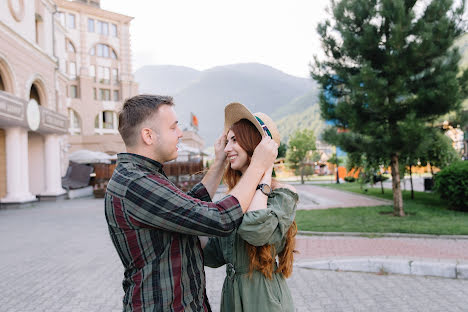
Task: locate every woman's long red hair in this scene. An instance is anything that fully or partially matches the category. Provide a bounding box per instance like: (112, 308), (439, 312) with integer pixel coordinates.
(224, 119), (297, 279)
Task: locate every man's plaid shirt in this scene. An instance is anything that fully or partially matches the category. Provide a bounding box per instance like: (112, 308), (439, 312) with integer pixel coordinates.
(105, 153), (243, 312)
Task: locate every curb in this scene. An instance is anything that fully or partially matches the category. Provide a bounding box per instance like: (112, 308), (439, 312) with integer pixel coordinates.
(297, 231), (468, 240)
(294, 257), (468, 280)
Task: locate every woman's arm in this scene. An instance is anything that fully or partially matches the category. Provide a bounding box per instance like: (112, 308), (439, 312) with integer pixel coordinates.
(247, 165), (273, 212)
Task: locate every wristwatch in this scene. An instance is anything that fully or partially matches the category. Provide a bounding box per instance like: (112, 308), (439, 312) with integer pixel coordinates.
(256, 183), (272, 197)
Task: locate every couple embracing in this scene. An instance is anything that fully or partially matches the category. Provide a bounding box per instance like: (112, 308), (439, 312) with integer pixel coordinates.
(105, 94), (298, 312)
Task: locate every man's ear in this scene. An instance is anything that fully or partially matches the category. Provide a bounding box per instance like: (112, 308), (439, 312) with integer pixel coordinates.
(141, 127), (154, 145)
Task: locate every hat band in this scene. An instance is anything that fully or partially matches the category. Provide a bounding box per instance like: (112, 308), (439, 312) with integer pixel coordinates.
(255, 116), (272, 139)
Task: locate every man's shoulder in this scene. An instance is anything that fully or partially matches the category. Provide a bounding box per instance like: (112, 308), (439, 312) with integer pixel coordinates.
(107, 162), (162, 197)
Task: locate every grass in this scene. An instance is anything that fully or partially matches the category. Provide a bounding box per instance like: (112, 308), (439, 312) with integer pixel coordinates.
(295, 183), (468, 235)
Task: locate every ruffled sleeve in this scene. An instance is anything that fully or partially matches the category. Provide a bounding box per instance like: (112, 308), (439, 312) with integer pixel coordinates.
(237, 188), (298, 246)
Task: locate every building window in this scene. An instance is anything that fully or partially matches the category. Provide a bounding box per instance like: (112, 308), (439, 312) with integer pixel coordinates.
(93, 88), (97, 100)
(98, 66), (110, 84)
(112, 68), (118, 83)
(68, 14), (76, 29)
(95, 111), (118, 134)
(69, 62), (77, 79)
(58, 12), (65, 26)
(68, 109), (81, 135)
(90, 44), (118, 59)
(97, 21), (109, 35)
(99, 88), (110, 101)
(88, 18), (95, 32)
(70, 85), (78, 98)
(111, 24), (118, 37)
(113, 90), (119, 101)
(0, 73), (5, 91)
(97, 44), (109, 57)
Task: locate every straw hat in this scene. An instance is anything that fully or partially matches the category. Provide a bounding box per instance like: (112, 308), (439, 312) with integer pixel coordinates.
(224, 102), (281, 145)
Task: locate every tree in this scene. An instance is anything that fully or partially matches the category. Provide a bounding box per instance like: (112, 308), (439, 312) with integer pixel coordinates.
(286, 129), (317, 184)
(278, 142), (287, 158)
(312, 0), (467, 216)
(328, 153), (341, 183)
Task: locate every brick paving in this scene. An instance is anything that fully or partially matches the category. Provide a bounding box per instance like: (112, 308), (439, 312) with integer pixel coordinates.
(295, 236), (468, 261)
(1, 196), (468, 311)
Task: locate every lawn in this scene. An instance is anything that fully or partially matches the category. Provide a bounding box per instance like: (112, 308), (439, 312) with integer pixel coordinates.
(295, 183), (468, 235)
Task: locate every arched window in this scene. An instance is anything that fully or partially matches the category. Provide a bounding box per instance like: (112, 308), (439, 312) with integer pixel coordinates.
(90, 44), (118, 59)
(29, 80), (46, 106)
(0, 59), (14, 93)
(30, 84), (41, 105)
(68, 109), (81, 135)
(0, 72), (5, 91)
(94, 110), (118, 134)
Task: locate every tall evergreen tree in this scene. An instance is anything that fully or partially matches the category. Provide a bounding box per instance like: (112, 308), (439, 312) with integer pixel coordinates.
(312, 0), (467, 216)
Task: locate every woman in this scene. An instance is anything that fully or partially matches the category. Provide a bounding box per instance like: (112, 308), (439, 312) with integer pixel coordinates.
(202, 102), (298, 312)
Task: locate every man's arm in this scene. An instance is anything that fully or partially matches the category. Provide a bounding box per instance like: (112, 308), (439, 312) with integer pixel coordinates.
(229, 136), (278, 212)
(123, 173), (243, 237)
(200, 134), (227, 199)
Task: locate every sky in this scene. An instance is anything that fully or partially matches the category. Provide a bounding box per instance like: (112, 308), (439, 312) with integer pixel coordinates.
(100, 0), (330, 78)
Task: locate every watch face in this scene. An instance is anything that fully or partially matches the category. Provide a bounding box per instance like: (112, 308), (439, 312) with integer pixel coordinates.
(260, 184), (271, 195)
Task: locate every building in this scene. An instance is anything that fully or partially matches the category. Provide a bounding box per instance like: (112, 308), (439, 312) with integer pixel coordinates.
(0, 0), (69, 204)
(54, 0), (138, 154)
(0, 0), (137, 205)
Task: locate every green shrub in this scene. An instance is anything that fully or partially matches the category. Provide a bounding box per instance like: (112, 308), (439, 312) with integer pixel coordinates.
(434, 161), (468, 211)
(344, 176), (356, 182)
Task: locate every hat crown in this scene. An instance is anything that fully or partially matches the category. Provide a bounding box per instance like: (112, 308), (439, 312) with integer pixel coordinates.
(224, 102), (280, 145)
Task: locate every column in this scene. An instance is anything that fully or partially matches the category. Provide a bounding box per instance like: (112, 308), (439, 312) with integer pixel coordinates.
(0, 127), (36, 203)
(42, 134), (66, 196)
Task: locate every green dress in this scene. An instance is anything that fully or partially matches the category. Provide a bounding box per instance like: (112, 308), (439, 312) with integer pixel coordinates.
(203, 188), (298, 312)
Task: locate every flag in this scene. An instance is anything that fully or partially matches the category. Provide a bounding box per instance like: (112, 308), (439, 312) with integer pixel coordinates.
(191, 112), (199, 129)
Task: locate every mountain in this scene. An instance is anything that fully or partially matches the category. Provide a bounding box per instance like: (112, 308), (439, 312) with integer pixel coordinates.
(135, 63), (323, 146)
(134, 65), (201, 95)
(275, 92), (325, 143)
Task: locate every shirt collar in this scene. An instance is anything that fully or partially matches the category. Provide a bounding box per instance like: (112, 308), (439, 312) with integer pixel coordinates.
(117, 153), (164, 174)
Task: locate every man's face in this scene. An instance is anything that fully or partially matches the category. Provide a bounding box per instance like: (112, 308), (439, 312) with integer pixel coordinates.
(151, 105), (183, 163)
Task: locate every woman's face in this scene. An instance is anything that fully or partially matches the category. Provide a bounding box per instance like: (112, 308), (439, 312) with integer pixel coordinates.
(224, 129), (249, 173)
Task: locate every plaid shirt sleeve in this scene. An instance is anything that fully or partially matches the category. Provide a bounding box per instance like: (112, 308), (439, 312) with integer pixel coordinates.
(124, 174), (243, 236)
(186, 182), (212, 202)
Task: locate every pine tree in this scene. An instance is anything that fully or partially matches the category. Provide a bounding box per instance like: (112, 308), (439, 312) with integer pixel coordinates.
(312, 0), (467, 216)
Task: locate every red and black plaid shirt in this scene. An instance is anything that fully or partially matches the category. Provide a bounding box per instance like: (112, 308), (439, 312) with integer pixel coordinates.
(105, 153), (242, 312)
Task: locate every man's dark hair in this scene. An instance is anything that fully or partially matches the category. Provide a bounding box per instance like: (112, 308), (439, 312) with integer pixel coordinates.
(118, 94), (174, 147)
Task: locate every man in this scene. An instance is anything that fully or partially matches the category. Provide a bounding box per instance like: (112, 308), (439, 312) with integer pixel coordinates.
(105, 95), (278, 311)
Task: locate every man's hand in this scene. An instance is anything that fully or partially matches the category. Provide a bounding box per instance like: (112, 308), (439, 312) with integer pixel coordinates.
(213, 133), (227, 167)
(250, 136), (278, 171)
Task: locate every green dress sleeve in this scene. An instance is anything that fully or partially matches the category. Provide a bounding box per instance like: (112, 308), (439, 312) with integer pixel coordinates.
(203, 236), (226, 268)
(237, 188), (298, 247)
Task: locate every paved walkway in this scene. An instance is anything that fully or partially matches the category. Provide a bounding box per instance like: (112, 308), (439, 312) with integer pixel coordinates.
(293, 184), (392, 210)
(1, 193), (468, 311)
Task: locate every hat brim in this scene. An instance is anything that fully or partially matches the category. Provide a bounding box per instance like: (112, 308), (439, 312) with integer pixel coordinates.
(224, 102), (265, 138)
(224, 102), (280, 145)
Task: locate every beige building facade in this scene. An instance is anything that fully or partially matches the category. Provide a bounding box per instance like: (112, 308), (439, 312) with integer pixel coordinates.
(0, 0), (69, 204)
(0, 0), (137, 204)
(54, 0), (137, 154)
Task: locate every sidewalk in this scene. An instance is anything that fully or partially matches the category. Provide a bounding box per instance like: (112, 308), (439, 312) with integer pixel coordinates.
(215, 183), (468, 280)
(294, 234), (468, 279)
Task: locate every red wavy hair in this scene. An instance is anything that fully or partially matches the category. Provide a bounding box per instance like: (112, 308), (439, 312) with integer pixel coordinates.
(224, 119), (297, 279)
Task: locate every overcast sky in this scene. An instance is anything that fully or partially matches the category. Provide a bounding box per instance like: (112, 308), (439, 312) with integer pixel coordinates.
(100, 0), (330, 78)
